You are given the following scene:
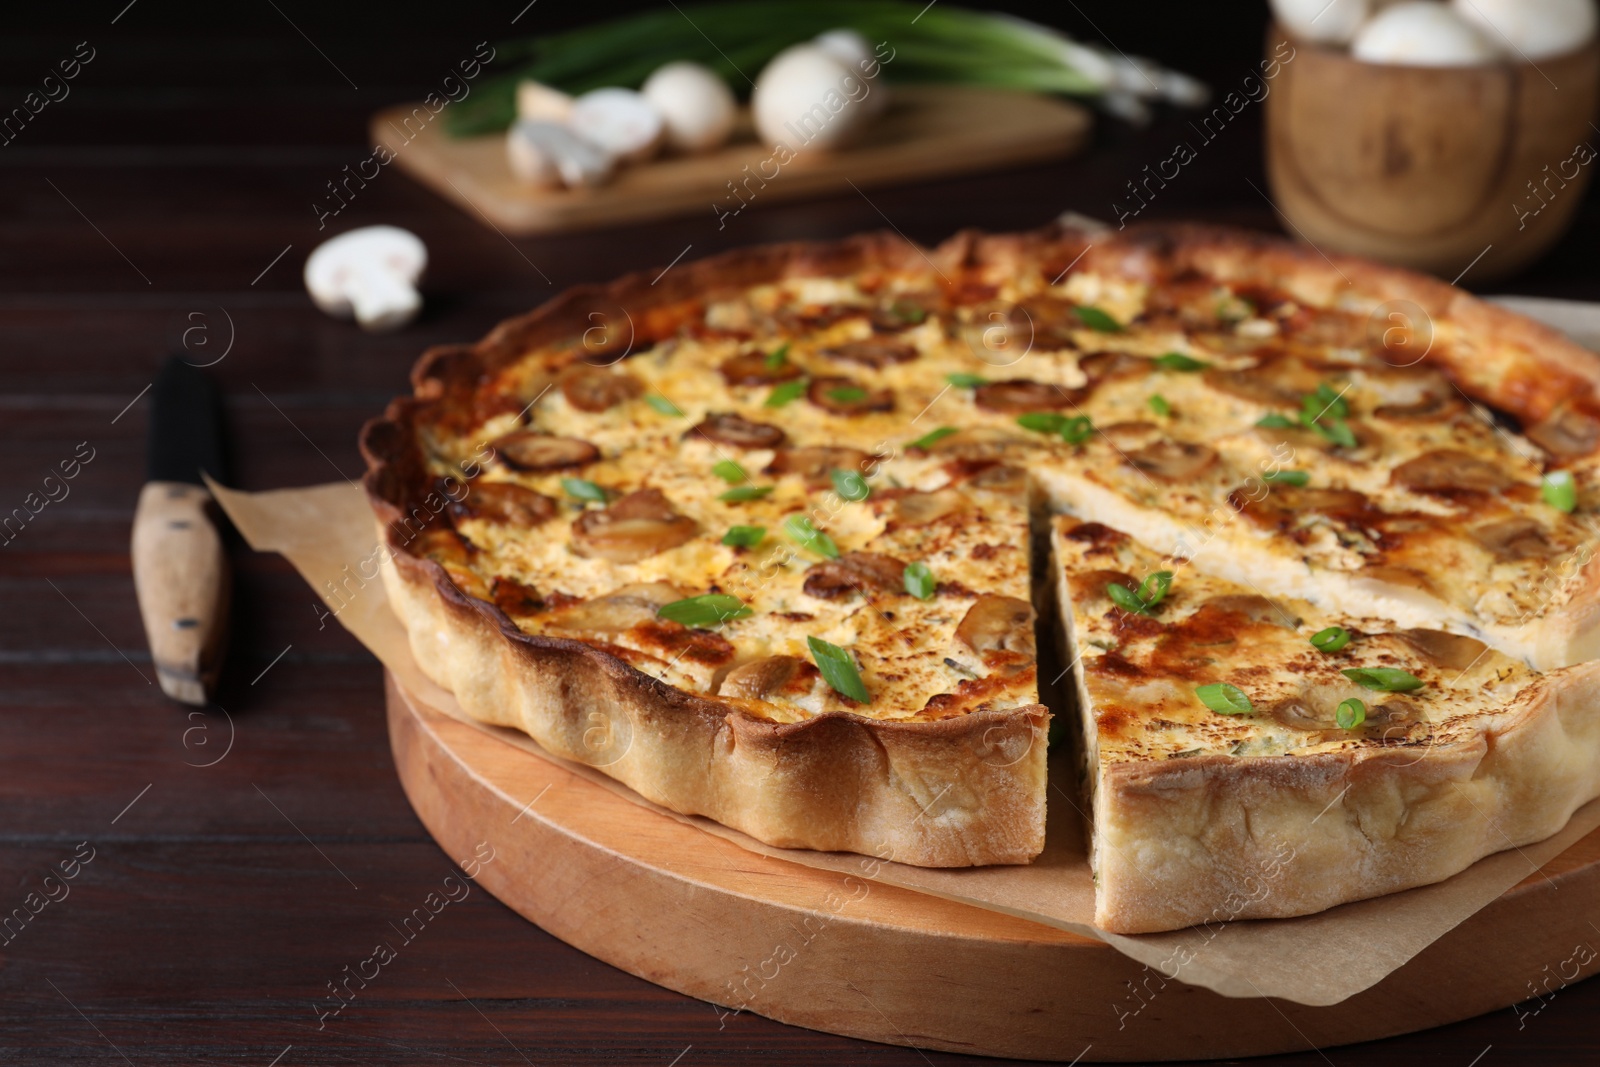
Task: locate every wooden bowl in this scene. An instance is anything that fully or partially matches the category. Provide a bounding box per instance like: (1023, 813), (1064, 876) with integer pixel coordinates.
(1263, 23), (1600, 283)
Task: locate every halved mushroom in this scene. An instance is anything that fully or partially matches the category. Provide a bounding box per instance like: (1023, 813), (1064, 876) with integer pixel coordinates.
(973, 379), (1077, 413)
(1267, 697), (1334, 733)
(1253, 419), (1373, 455)
(766, 446), (872, 487)
(1364, 367), (1460, 421)
(718, 655), (819, 702)
(560, 366), (644, 412)
(718, 350), (805, 386)
(550, 581), (684, 631)
(1097, 421), (1161, 449)
(1233, 486), (1370, 531)
(955, 594), (1037, 665)
(1526, 404), (1600, 458)
(1203, 358), (1326, 406)
(891, 489), (967, 527)
(807, 376), (894, 415)
(1125, 440), (1219, 481)
(821, 339), (919, 368)
(963, 463), (1027, 498)
(1395, 628), (1486, 671)
(1391, 449), (1515, 497)
(1373, 394), (1462, 421)
(1077, 350), (1146, 385)
(802, 551), (908, 599)
(449, 482), (558, 526)
(914, 425), (1024, 458)
(491, 431), (600, 472)
(1470, 517), (1555, 560)
(685, 412), (786, 449)
(1009, 295), (1080, 347)
(570, 489), (698, 562)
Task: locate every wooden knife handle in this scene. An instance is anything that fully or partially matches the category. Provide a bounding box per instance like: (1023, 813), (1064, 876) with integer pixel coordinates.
(131, 481), (230, 705)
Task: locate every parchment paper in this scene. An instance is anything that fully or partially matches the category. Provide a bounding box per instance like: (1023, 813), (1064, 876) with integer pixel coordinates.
(211, 476), (1600, 1007)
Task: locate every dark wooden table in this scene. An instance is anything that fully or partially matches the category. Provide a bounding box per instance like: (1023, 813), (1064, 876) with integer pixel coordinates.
(5, 2), (1598, 1063)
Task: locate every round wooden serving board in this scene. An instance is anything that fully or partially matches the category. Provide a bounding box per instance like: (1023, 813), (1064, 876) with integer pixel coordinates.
(387, 672), (1600, 1061)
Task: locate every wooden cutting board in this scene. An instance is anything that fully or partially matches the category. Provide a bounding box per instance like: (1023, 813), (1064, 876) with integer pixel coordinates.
(387, 671), (1600, 1062)
(369, 86), (1092, 234)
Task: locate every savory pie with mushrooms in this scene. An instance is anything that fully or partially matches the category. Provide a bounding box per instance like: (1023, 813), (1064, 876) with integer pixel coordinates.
(363, 222), (1600, 930)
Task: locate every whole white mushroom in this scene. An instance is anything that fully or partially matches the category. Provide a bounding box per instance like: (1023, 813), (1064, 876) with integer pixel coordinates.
(811, 29), (889, 116)
(641, 61), (737, 152)
(752, 44), (874, 151)
(303, 225), (427, 333)
(1352, 2), (1502, 65)
(1452, 0), (1597, 60)
(1270, 0), (1371, 45)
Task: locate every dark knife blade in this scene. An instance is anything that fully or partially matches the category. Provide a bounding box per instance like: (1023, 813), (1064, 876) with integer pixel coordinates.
(147, 355), (227, 485)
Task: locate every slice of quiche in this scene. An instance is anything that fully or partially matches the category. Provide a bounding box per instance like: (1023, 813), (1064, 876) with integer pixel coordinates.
(1054, 515), (1600, 934)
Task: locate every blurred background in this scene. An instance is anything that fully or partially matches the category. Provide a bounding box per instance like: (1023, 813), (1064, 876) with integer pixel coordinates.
(8, 4), (1600, 1062)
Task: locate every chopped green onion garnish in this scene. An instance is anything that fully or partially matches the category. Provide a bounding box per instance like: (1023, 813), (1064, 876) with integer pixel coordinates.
(1308, 383), (1350, 419)
(764, 379), (807, 408)
(719, 485), (774, 503)
(1262, 470), (1309, 486)
(890, 299), (927, 324)
(909, 426), (959, 451)
(1195, 683), (1253, 715)
(764, 343), (790, 369)
(561, 477), (608, 503)
(831, 468), (871, 502)
(1016, 412), (1093, 445)
(1336, 698), (1367, 730)
(783, 514), (839, 559)
(1106, 570), (1172, 615)
(903, 562), (936, 600)
(1148, 394), (1171, 417)
(657, 594), (752, 628)
(712, 459), (747, 484)
(1341, 667), (1424, 692)
(1310, 626), (1351, 653)
(1060, 415), (1094, 445)
(1256, 413), (1296, 429)
(722, 525), (766, 548)
(807, 635), (870, 704)
(1017, 412), (1068, 435)
(1544, 470), (1577, 513)
(1311, 416), (1358, 449)
(1154, 352), (1208, 371)
(828, 386), (868, 403)
(644, 394), (683, 416)
(947, 372), (988, 388)
(1073, 305), (1122, 332)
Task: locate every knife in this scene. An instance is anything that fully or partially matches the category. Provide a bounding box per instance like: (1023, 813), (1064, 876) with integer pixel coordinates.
(131, 356), (231, 705)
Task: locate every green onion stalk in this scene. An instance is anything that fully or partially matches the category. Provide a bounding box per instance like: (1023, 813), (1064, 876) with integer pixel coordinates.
(447, 1), (1207, 137)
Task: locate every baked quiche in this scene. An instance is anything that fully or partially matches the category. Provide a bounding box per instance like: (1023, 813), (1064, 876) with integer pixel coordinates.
(363, 221), (1600, 928)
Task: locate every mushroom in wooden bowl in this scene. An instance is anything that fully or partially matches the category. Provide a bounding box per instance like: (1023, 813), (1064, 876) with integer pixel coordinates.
(1263, 0), (1600, 282)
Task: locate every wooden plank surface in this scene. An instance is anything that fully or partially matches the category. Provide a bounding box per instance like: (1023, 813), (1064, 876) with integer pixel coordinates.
(372, 86), (1093, 233)
(7, 3), (1600, 1063)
